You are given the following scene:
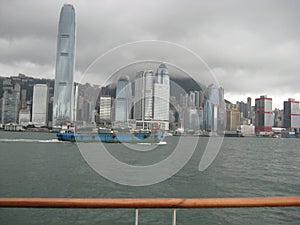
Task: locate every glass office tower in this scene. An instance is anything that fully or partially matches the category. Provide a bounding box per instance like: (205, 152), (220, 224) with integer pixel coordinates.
(154, 64), (170, 121)
(53, 4), (76, 126)
(115, 76), (132, 122)
(32, 84), (49, 127)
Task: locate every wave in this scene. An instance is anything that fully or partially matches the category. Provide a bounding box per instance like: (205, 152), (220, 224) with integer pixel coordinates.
(0, 139), (61, 143)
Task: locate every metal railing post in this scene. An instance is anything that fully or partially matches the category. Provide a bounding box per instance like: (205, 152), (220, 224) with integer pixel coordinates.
(135, 208), (139, 225)
(172, 208), (176, 225)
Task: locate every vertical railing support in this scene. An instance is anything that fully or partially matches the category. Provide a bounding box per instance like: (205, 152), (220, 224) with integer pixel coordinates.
(135, 208), (139, 225)
(172, 208), (176, 225)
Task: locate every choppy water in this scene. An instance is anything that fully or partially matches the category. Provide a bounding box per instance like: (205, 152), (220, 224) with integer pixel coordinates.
(0, 131), (299, 224)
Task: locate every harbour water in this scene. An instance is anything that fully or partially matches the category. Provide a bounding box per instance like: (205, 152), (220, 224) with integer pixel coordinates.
(0, 132), (299, 224)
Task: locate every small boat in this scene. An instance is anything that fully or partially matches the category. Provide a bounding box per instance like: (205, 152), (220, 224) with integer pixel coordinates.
(272, 134), (281, 138)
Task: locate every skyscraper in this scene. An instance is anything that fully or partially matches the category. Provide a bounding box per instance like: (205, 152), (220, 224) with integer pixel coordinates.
(99, 96), (112, 122)
(255, 95), (273, 133)
(32, 84), (49, 127)
(247, 97), (252, 117)
(153, 64), (170, 121)
(204, 100), (212, 131)
(283, 98), (300, 129)
(115, 76), (132, 122)
(207, 84), (219, 131)
(226, 108), (241, 131)
(134, 70), (154, 120)
(1, 88), (20, 124)
(53, 4), (76, 126)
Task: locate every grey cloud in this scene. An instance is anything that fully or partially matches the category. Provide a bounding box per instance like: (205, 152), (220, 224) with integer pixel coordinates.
(0, 0), (299, 108)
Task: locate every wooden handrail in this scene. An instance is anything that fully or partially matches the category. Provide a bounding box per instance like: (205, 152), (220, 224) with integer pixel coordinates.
(0, 197), (300, 208)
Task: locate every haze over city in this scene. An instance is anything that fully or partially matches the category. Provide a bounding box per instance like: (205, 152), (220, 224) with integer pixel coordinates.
(1, 0), (299, 108)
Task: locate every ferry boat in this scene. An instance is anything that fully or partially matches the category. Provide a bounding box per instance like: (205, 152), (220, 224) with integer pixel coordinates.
(57, 127), (163, 143)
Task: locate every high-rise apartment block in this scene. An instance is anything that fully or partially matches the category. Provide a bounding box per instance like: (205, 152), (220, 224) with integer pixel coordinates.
(283, 98), (300, 129)
(255, 95), (273, 133)
(53, 4), (76, 126)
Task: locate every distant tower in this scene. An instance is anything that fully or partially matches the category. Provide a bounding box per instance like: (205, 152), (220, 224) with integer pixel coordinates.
(283, 98), (300, 129)
(1, 88), (20, 124)
(207, 84), (219, 131)
(115, 76), (132, 122)
(255, 95), (273, 133)
(32, 84), (49, 127)
(204, 100), (212, 131)
(247, 97), (252, 113)
(53, 4), (76, 126)
(99, 96), (112, 122)
(226, 108), (241, 131)
(153, 64), (170, 121)
(133, 70), (154, 120)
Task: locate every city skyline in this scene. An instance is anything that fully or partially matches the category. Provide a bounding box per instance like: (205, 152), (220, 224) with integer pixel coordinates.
(0, 1), (299, 109)
(1, 73), (300, 134)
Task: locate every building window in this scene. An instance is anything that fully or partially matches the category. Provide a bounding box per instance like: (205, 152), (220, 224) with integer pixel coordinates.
(60, 52), (68, 56)
(59, 82), (67, 86)
(61, 34), (70, 38)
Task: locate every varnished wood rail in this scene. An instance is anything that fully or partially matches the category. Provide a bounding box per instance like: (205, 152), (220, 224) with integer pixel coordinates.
(0, 197), (300, 208)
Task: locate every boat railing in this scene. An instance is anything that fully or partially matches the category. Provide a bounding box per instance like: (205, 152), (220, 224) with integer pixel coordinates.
(1, 197), (300, 225)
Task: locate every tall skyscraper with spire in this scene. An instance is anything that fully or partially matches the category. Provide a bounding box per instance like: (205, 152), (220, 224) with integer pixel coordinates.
(53, 4), (76, 126)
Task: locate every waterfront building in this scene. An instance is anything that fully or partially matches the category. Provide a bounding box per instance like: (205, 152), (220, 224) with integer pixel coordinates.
(0, 98), (2, 123)
(274, 108), (283, 127)
(188, 91), (196, 108)
(237, 101), (248, 118)
(247, 97), (252, 117)
(179, 93), (188, 108)
(99, 96), (112, 122)
(133, 70), (154, 120)
(207, 84), (219, 105)
(206, 84), (219, 132)
(1, 86), (20, 124)
(255, 95), (273, 133)
(53, 4), (76, 126)
(183, 108), (203, 131)
(18, 109), (31, 126)
(218, 87), (226, 131)
(283, 98), (300, 129)
(20, 89), (27, 109)
(238, 124), (255, 136)
(133, 64), (170, 131)
(73, 82), (79, 122)
(153, 64), (170, 121)
(212, 104), (218, 131)
(226, 108), (241, 131)
(32, 84), (49, 127)
(115, 76), (132, 122)
(204, 100), (212, 131)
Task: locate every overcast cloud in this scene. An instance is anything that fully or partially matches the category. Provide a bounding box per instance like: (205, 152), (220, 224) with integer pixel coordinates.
(0, 0), (299, 108)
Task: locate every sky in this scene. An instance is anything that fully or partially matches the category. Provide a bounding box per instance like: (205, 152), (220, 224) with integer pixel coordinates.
(0, 0), (299, 109)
